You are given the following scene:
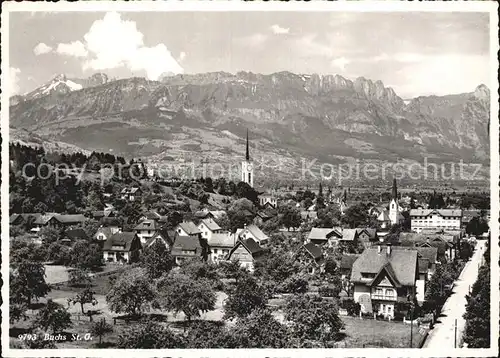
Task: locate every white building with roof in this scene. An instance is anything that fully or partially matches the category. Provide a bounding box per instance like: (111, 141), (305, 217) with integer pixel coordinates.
(410, 209), (463, 233)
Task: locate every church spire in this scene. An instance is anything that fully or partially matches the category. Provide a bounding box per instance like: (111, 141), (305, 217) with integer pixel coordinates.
(245, 129), (250, 161)
(392, 178), (398, 200)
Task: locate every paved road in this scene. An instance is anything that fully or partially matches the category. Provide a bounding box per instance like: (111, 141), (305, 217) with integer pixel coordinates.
(423, 240), (487, 348)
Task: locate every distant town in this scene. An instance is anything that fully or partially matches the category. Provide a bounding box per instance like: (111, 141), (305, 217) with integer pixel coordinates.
(8, 133), (491, 349)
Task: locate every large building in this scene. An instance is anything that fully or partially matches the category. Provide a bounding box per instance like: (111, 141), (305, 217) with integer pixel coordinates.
(241, 130), (254, 187)
(409, 209), (462, 233)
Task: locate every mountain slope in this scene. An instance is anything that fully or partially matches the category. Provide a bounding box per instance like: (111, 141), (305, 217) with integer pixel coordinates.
(9, 72), (490, 180)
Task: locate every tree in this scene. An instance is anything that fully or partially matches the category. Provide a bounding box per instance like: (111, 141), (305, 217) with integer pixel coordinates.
(34, 299), (72, 334)
(463, 264), (490, 348)
(46, 241), (71, 265)
(106, 268), (156, 317)
(341, 203), (371, 229)
(117, 319), (186, 348)
(465, 217), (489, 236)
(279, 205), (302, 231)
(223, 275), (267, 320)
(231, 308), (292, 348)
(284, 294), (344, 347)
(68, 287), (98, 314)
(279, 275), (309, 294)
(140, 239), (174, 279)
(218, 259), (248, 285)
(10, 261), (50, 306)
(157, 273), (216, 328)
(91, 318), (113, 346)
(180, 258), (220, 286)
(80, 219), (101, 239)
(39, 226), (63, 244)
(68, 268), (92, 288)
(69, 241), (103, 271)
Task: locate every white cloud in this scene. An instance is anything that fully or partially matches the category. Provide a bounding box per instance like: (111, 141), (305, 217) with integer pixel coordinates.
(33, 42), (52, 56)
(57, 41), (88, 58)
(178, 51), (187, 62)
(270, 24), (290, 35)
(331, 57), (350, 71)
(82, 12), (183, 80)
(295, 34), (334, 58)
(9, 67), (21, 95)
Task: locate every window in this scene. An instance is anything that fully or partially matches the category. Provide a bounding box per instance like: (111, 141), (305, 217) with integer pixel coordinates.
(214, 249), (218, 254)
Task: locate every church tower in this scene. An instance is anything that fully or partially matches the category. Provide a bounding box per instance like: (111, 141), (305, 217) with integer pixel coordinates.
(388, 178), (401, 225)
(241, 130), (254, 187)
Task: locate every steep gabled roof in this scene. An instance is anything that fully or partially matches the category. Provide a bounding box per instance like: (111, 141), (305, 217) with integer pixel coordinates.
(172, 235), (201, 252)
(350, 247), (418, 287)
(307, 227), (341, 241)
(371, 263), (401, 288)
(200, 218), (221, 232)
(178, 221), (202, 235)
(244, 224), (268, 241)
(209, 232), (235, 248)
(103, 232), (141, 252)
(65, 228), (88, 240)
(341, 228), (359, 241)
(302, 242), (323, 260)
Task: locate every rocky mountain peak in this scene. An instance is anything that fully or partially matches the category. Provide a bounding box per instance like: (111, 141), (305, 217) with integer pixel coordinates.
(473, 84), (490, 101)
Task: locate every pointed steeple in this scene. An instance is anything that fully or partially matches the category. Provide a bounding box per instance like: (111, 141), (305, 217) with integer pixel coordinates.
(392, 178), (398, 200)
(245, 129), (250, 161)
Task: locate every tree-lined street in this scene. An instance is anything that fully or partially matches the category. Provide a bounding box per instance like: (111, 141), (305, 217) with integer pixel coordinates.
(423, 240), (487, 348)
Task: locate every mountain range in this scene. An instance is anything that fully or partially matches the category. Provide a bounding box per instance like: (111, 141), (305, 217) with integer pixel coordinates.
(9, 71), (490, 184)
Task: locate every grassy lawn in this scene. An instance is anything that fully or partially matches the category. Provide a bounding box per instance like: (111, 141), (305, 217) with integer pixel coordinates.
(44, 265), (69, 284)
(341, 316), (416, 348)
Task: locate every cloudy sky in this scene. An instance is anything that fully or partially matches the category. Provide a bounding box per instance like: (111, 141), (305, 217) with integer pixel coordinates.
(9, 11), (490, 98)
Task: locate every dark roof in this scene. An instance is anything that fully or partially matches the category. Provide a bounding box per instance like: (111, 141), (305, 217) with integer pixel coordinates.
(340, 254), (361, 270)
(418, 258), (430, 274)
(350, 247), (418, 287)
(103, 232), (141, 252)
(144, 229), (173, 248)
(134, 219), (159, 231)
(302, 242), (323, 260)
(100, 217), (122, 227)
(65, 228), (88, 240)
(172, 235), (201, 252)
(240, 237), (264, 254)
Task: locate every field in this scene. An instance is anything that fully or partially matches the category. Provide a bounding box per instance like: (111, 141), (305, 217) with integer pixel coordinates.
(340, 316), (426, 348)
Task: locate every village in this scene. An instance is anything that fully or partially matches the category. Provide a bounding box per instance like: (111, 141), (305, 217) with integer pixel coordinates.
(8, 135), (491, 349)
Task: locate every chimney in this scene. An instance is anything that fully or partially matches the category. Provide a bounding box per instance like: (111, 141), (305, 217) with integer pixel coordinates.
(386, 244), (392, 256)
(377, 245), (382, 254)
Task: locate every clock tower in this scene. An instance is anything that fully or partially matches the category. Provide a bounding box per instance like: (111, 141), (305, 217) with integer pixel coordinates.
(241, 130), (254, 187)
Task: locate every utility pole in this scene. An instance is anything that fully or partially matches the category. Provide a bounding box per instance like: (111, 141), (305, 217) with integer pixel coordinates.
(454, 319), (457, 348)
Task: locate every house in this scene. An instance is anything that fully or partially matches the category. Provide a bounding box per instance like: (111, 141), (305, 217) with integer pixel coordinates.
(227, 237), (267, 272)
(176, 221), (202, 237)
(356, 228), (379, 247)
(294, 242), (324, 274)
(171, 235), (202, 265)
(120, 187), (142, 202)
(32, 213), (87, 232)
(133, 219), (160, 244)
(208, 232), (236, 263)
(254, 211), (274, 226)
(9, 213), (40, 229)
(399, 232), (456, 262)
(102, 232), (142, 263)
(340, 253), (361, 280)
(99, 217), (123, 233)
(143, 229), (174, 250)
(64, 228), (88, 243)
(139, 211), (169, 225)
(341, 228), (359, 243)
(236, 224), (269, 246)
(95, 227), (117, 242)
(259, 193), (278, 208)
(306, 227), (343, 246)
(410, 209), (462, 233)
(198, 218), (222, 241)
(92, 210), (115, 220)
(350, 245), (419, 319)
